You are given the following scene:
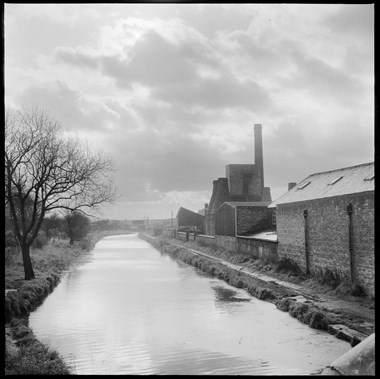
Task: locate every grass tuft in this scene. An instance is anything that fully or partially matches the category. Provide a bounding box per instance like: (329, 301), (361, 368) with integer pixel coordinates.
(275, 256), (302, 276)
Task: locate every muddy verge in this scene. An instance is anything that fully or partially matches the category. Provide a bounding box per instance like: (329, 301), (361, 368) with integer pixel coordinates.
(140, 233), (373, 348)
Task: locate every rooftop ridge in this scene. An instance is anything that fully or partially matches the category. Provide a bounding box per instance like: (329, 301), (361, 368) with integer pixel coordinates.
(308, 162), (374, 178)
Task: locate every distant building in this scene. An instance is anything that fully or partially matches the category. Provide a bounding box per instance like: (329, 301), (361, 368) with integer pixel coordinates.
(176, 207), (205, 233)
(205, 124), (272, 235)
(269, 162), (374, 296)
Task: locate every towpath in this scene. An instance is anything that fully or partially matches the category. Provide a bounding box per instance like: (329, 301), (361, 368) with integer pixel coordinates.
(165, 239), (375, 340)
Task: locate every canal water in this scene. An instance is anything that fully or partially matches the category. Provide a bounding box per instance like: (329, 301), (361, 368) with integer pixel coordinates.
(29, 233), (351, 375)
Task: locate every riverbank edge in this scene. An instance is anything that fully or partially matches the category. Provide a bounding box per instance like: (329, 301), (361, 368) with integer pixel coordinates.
(139, 233), (369, 348)
(4, 230), (132, 375)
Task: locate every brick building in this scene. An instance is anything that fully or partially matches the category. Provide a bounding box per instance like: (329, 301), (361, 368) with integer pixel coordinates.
(205, 124), (272, 235)
(215, 202), (272, 236)
(176, 207), (205, 233)
(269, 162), (374, 297)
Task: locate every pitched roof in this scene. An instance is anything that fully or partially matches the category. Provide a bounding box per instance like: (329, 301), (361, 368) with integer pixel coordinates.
(269, 162), (374, 207)
(176, 207), (205, 218)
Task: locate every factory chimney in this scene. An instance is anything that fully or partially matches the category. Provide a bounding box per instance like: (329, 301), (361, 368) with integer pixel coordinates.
(254, 123), (264, 187)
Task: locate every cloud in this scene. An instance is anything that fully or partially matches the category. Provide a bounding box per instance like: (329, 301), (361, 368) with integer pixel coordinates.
(16, 81), (120, 132)
(153, 73), (274, 113)
(264, 109), (374, 191)
(5, 4), (374, 219)
(279, 50), (367, 107)
(55, 47), (100, 70)
(106, 127), (225, 196)
(101, 29), (201, 88)
(55, 24), (276, 114)
(99, 29), (275, 114)
(324, 4), (374, 39)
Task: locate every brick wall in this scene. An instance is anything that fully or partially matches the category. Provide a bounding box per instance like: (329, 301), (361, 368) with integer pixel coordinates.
(215, 204), (236, 236)
(276, 191), (374, 296)
(203, 234), (278, 263)
(350, 192), (375, 296)
(236, 206), (270, 235)
(226, 164), (262, 200)
(215, 235), (237, 251)
(196, 234), (216, 247)
(237, 237), (278, 263)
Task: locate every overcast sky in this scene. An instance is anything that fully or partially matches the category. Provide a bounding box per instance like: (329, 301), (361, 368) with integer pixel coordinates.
(4, 3), (374, 221)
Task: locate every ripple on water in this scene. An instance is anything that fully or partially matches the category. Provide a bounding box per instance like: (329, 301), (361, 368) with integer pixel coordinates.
(29, 234), (351, 375)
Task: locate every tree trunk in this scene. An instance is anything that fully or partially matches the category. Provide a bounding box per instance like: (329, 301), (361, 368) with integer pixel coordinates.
(66, 215), (74, 245)
(21, 242), (35, 280)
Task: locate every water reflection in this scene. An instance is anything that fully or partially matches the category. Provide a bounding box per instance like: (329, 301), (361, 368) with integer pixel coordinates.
(29, 233), (351, 375)
(212, 285), (251, 303)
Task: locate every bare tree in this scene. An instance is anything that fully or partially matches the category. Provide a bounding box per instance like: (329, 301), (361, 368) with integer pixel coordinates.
(5, 106), (116, 280)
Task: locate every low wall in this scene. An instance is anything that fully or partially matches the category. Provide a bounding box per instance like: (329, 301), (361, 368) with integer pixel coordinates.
(237, 237), (278, 263)
(215, 235), (237, 251)
(196, 234), (216, 247)
(163, 228), (176, 238)
(195, 233), (278, 263)
(176, 231), (188, 242)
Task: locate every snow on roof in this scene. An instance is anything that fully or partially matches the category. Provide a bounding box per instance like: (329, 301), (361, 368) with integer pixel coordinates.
(238, 230), (278, 242)
(269, 162), (374, 207)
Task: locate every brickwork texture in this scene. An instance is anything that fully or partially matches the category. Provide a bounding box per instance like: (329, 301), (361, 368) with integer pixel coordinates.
(277, 191), (374, 296)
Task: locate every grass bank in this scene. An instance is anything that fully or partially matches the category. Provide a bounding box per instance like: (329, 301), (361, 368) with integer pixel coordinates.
(5, 230), (130, 375)
(140, 233), (372, 346)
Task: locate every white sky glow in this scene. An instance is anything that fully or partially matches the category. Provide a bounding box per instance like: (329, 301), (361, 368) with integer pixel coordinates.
(4, 3), (374, 220)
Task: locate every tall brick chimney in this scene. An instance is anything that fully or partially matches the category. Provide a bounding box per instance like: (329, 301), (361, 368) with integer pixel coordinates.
(254, 123), (264, 187)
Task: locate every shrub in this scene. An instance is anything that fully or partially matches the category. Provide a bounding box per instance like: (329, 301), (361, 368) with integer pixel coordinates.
(276, 256), (302, 276)
(289, 302), (310, 320)
(5, 231), (18, 247)
(79, 237), (94, 251)
(308, 311), (329, 330)
(5, 246), (18, 264)
(5, 342), (71, 375)
(350, 284), (366, 297)
(318, 268), (341, 289)
(153, 227), (163, 236)
(32, 231), (48, 249)
(257, 288), (275, 300)
(276, 297), (293, 312)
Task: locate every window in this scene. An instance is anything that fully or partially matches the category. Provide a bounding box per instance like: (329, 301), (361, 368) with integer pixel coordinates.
(364, 174), (374, 181)
(271, 210), (276, 225)
(328, 176), (343, 185)
(297, 181), (311, 190)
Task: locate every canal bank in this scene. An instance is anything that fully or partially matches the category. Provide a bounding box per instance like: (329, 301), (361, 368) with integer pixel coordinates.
(139, 233), (374, 346)
(28, 233), (353, 375)
(4, 230), (130, 375)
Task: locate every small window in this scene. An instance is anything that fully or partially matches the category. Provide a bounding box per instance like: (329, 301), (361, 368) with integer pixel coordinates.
(364, 174), (374, 181)
(271, 210), (276, 225)
(297, 181), (311, 190)
(328, 176), (343, 185)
